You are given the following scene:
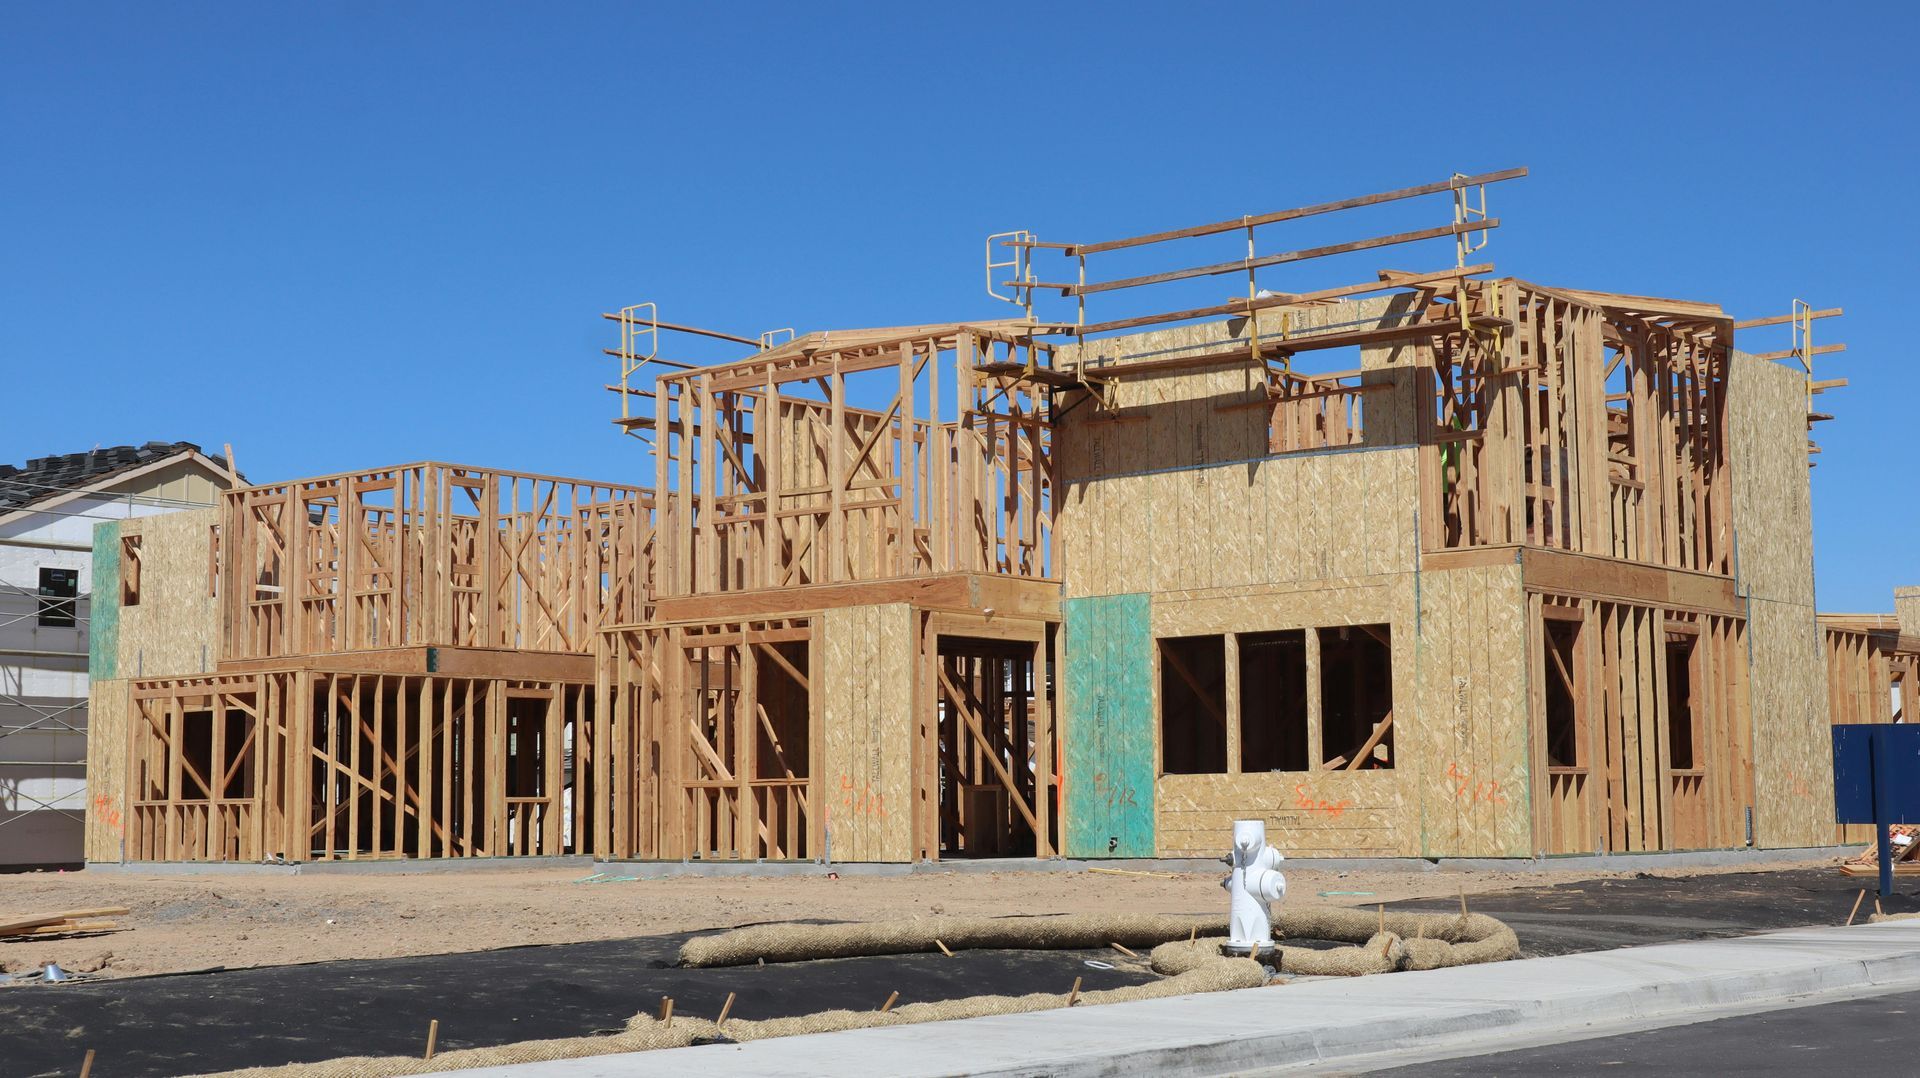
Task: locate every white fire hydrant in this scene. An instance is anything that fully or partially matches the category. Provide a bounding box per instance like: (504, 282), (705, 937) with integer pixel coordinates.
(1222, 818), (1286, 956)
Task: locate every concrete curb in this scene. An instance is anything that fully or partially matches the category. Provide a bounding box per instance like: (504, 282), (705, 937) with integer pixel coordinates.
(439, 920), (1920, 1077)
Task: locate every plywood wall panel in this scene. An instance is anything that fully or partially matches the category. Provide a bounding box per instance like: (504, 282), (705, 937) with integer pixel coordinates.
(1750, 596), (1834, 846)
(83, 679), (128, 862)
(1899, 587), (1920, 639)
(109, 508), (221, 679)
(1147, 575), (1420, 856)
(1727, 353), (1816, 607)
(1414, 564), (1532, 857)
(818, 603), (917, 861)
(1727, 351), (1830, 847)
(1061, 448), (1418, 600)
(1156, 771), (1406, 857)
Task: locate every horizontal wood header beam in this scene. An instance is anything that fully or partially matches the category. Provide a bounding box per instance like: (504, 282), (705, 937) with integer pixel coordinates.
(1422, 545), (1742, 617)
(209, 645), (595, 681)
(226, 461), (651, 499)
(641, 572), (1061, 625)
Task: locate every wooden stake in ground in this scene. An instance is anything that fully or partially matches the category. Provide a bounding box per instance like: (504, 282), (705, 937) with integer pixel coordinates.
(1848, 888), (1869, 926)
(1459, 888), (1470, 918)
(1876, 899), (1886, 920)
(424, 1020), (438, 1061)
(717, 991), (736, 1028)
(1110, 942), (1138, 959)
(1067, 976), (1083, 1007)
(880, 991), (899, 1013)
(80, 1050), (96, 1078)
(659, 997), (674, 1027)
(1378, 904), (1386, 935)
(934, 939), (953, 957)
(1189, 926), (1197, 944)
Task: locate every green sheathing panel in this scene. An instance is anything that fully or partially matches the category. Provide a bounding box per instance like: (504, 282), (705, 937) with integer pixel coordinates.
(89, 520), (120, 680)
(1063, 593), (1155, 857)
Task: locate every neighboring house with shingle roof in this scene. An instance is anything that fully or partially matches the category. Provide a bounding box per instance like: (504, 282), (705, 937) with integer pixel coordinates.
(0, 441), (238, 866)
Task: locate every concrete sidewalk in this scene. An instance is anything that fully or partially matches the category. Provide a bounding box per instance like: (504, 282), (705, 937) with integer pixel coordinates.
(442, 919), (1920, 1077)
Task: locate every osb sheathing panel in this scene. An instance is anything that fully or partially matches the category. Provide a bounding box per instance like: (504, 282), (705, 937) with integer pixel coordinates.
(112, 508), (221, 679)
(1750, 596), (1835, 846)
(1727, 353), (1816, 607)
(1726, 352), (1830, 846)
(1151, 577), (1418, 858)
(83, 679), (128, 862)
(1060, 448), (1418, 600)
(1055, 301), (1421, 604)
(1354, 291), (1429, 446)
(1898, 587), (1920, 638)
(1053, 298), (1416, 475)
(1413, 564), (1532, 857)
(819, 603), (916, 861)
(1157, 771), (1408, 857)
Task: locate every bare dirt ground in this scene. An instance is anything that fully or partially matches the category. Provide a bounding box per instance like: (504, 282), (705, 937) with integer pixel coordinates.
(0, 857), (1842, 980)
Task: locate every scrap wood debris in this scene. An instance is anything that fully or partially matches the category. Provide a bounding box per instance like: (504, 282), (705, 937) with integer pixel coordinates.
(1839, 827), (1920, 876)
(0, 907), (130, 940)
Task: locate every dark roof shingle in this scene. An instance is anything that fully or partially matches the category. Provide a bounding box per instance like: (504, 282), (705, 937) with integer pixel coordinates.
(0, 441), (208, 512)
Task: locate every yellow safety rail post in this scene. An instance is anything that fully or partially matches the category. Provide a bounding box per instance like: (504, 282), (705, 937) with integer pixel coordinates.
(617, 302), (659, 426)
(986, 230), (1036, 320)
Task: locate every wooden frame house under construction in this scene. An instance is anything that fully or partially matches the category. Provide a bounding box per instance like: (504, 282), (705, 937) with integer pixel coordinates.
(87, 169), (1891, 865)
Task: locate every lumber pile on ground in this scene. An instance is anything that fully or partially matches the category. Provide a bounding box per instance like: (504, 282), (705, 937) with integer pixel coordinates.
(1839, 827), (1920, 876)
(0, 907), (129, 940)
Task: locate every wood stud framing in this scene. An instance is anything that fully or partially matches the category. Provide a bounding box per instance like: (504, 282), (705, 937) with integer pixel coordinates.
(221, 463), (653, 660)
(106, 173), (1863, 865)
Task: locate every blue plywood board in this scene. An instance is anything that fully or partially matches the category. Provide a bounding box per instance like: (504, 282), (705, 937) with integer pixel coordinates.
(89, 520), (119, 680)
(1833, 724), (1920, 824)
(1062, 593), (1155, 857)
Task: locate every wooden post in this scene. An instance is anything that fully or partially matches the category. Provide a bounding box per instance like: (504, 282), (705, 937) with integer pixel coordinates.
(544, 687), (564, 854)
(829, 357), (847, 582)
(738, 641), (756, 858)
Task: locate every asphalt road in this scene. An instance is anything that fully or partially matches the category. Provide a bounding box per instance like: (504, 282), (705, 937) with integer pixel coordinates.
(1357, 986), (1920, 1075)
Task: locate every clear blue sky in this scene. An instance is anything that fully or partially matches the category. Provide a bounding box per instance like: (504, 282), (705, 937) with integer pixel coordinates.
(3, 3), (1913, 609)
